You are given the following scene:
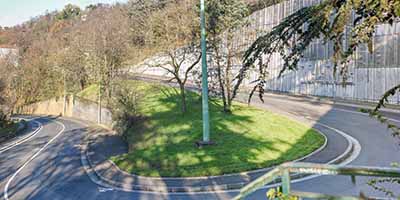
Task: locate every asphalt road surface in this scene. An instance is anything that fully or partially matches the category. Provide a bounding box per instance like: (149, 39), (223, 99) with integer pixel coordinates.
(1, 93), (400, 200)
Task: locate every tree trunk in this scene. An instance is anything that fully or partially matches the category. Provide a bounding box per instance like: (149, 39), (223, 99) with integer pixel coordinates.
(179, 83), (187, 113)
(80, 78), (86, 91)
(215, 47), (228, 113)
(225, 40), (232, 113)
(109, 63), (115, 99)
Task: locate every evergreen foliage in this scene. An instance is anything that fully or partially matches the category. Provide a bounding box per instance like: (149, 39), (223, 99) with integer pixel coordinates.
(206, 0), (250, 112)
(240, 1), (400, 196)
(237, 0), (400, 103)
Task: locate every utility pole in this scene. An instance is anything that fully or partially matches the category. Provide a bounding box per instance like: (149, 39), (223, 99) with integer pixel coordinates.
(63, 68), (67, 116)
(98, 37), (107, 125)
(98, 82), (102, 124)
(199, 0), (211, 145)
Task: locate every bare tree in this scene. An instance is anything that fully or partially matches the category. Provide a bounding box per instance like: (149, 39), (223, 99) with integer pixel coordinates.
(144, 0), (200, 113)
(81, 5), (130, 100)
(0, 50), (22, 119)
(147, 47), (201, 113)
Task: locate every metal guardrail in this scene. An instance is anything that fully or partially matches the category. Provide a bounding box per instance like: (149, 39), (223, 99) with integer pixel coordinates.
(233, 162), (400, 200)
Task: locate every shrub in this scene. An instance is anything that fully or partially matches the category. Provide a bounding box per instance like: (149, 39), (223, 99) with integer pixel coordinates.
(267, 188), (298, 200)
(111, 83), (144, 140)
(0, 109), (9, 128)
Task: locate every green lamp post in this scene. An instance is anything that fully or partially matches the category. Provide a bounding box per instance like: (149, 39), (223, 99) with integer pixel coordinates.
(199, 0), (211, 145)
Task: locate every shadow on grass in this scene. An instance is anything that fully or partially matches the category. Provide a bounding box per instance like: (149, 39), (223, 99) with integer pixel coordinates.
(110, 85), (324, 177)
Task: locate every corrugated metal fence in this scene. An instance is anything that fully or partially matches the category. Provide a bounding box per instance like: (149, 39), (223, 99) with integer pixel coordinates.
(244, 0), (400, 103)
(134, 0), (400, 104)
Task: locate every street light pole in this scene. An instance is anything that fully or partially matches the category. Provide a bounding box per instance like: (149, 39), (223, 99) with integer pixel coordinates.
(63, 68), (67, 116)
(200, 0), (210, 144)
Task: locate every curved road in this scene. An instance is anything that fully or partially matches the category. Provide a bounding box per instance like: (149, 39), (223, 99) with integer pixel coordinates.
(0, 94), (399, 199)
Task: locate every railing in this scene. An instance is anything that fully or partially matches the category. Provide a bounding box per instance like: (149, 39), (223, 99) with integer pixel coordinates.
(233, 162), (400, 200)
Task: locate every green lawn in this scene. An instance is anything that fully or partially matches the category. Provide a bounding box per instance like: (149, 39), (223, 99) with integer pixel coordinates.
(76, 84), (100, 101)
(80, 81), (325, 177)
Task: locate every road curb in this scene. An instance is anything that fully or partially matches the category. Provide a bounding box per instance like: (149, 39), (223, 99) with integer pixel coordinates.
(76, 76), (363, 193)
(80, 122), (358, 193)
(96, 128), (328, 181)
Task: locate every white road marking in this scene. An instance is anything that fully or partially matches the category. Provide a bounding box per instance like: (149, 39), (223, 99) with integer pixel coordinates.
(80, 120), (362, 195)
(210, 121), (362, 194)
(98, 187), (114, 193)
(76, 104), (395, 195)
(0, 119), (43, 154)
(4, 119), (66, 200)
(233, 105), (395, 195)
(0, 107), (376, 197)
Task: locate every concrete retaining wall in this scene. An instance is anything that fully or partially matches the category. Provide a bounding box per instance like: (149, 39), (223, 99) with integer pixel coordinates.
(19, 97), (68, 117)
(72, 97), (113, 128)
(20, 96), (113, 128)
